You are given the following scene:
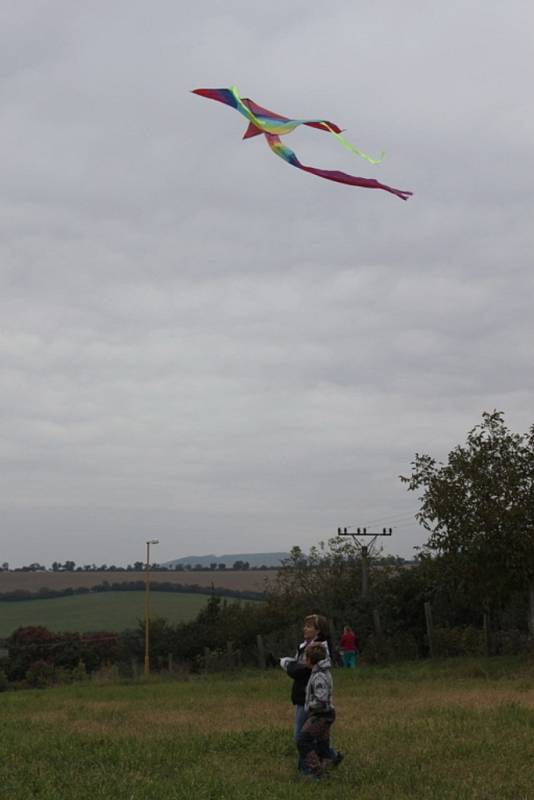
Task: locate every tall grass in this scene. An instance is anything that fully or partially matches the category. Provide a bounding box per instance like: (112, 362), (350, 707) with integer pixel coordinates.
(1, 656), (533, 799)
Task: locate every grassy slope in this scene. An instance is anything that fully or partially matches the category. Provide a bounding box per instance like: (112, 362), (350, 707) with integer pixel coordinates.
(1, 657), (533, 799)
(0, 591), (223, 636)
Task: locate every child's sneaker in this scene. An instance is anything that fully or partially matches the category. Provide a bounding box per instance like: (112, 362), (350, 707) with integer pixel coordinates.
(299, 772), (320, 782)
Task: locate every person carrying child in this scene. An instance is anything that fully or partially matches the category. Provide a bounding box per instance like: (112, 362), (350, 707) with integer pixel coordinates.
(296, 642), (336, 778)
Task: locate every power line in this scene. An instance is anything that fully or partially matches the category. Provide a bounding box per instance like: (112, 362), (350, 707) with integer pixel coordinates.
(391, 521), (424, 530)
(351, 511), (419, 527)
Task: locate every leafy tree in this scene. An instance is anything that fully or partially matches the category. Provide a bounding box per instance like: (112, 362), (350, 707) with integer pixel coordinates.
(401, 411), (534, 633)
(268, 541), (365, 628)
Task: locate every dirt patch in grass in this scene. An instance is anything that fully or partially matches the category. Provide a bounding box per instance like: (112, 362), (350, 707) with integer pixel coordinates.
(69, 719), (117, 736)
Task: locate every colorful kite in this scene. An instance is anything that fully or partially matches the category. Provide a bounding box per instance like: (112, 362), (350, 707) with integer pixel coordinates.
(192, 86), (412, 201)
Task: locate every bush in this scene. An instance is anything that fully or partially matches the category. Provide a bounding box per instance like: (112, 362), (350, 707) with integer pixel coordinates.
(194, 646), (241, 673)
(432, 626), (486, 658)
(25, 660), (56, 688)
(71, 660), (88, 682)
(493, 628), (529, 655)
(7, 626), (59, 679)
(388, 631), (421, 661)
(359, 633), (396, 664)
(0, 669), (9, 692)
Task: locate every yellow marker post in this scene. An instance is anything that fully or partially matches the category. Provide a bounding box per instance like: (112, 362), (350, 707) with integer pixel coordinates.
(144, 539), (159, 677)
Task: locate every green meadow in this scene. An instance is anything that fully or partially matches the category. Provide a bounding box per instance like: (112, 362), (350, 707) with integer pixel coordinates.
(0, 591), (223, 636)
(1, 657), (533, 799)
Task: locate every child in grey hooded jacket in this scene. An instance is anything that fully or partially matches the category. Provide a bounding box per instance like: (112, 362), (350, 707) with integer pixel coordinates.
(297, 642), (336, 777)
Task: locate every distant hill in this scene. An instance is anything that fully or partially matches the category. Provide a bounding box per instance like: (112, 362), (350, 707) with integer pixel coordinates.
(162, 552), (289, 568)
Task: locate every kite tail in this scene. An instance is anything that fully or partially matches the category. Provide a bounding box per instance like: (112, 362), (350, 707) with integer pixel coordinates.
(264, 134), (412, 200)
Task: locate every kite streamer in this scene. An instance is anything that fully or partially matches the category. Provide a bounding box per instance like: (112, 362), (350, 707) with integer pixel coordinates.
(265, 134), (411, 200)
(192, 86), (412, 200)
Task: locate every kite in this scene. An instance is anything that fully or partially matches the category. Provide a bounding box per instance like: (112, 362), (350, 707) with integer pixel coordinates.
(192, 86), (412, 201)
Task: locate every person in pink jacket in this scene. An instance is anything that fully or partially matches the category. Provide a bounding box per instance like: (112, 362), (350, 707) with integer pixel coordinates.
(339, 625), (358, 668)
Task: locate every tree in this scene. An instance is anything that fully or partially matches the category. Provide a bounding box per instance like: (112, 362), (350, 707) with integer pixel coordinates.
(269, 540), (365, 627)
(401, 411), (534, 634)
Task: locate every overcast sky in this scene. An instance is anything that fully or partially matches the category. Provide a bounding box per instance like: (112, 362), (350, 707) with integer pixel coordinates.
(1, 1), (533, 567)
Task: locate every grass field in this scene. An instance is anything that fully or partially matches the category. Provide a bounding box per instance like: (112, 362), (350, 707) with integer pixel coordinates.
(1, 657), (533, 799)
(0, 591), (226, 636)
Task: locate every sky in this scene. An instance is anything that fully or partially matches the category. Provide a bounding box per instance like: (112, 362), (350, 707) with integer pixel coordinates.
(1, 1), (533, 568)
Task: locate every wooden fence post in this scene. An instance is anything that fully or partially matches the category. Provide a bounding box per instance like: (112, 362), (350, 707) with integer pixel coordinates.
(424, 601), (434, 659)
(528, 582), (534, 639)
(483, 613), (490, 656)
(372, 609), (383, 640)
(256, 634), (266, 669)
(168, 653), (174, 672)
(226, 641), (234, 669)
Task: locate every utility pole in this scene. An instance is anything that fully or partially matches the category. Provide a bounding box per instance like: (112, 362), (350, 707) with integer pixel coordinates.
(336, 526), (392, 600)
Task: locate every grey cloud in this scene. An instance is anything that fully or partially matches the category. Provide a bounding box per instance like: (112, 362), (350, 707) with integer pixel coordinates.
(1, 2), (533, 566)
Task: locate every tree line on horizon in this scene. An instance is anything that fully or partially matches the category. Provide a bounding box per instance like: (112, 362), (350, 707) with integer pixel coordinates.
(1, 560), (281, 573)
